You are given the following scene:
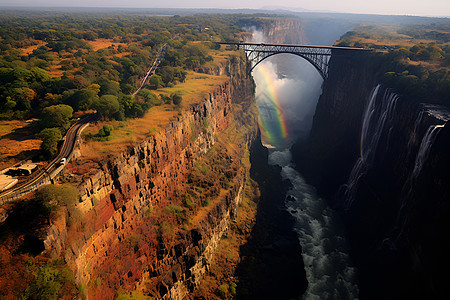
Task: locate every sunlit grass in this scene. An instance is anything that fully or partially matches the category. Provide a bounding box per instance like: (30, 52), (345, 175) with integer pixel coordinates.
(156, 71), (229, 106)
(78, 47), (238, 160)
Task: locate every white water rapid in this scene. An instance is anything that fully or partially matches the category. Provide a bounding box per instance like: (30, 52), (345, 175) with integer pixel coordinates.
(268, 149), (359, 300)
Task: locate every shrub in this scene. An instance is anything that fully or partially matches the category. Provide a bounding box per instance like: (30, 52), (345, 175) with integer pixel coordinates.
(98, 124), (113, 137)
(215, 284), (229, 299)
(184, 194), (193, 208)
(171, 93), (182, 105)
(166, 205), (185, 219)
(202, 197), (211, 207)
(36, 184), (79, 206)
(202, 117), (209, 130)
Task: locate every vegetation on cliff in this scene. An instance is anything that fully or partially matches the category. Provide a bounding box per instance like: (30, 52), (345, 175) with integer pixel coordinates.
(336, 24), (450, 105)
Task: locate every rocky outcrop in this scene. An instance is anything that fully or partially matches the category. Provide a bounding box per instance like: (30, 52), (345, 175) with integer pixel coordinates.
(294, 51), (450, 299)
(51, 57), (257, 299)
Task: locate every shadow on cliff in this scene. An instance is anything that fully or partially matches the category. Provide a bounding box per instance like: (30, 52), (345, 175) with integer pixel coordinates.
(235, 134), (307, 299)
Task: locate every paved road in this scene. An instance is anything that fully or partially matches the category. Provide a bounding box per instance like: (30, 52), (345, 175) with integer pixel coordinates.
(133, 43), (167, 96)
(0, 113), (95, 204)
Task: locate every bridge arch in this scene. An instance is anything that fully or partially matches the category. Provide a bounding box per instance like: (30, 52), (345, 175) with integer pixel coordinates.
(248, 51), (328, 79)
(220, 42), (370, 80)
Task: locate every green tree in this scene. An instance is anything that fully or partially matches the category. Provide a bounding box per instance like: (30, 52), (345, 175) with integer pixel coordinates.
(25, 264), (62, 300)
(37, 127), (62, 158)
(148, 74), (163, 89)
(40, 104), (73, 131)
(10, 87), (36, 111)
(96, 95), (120, 119)
(63, 88), (98, 111)
(172, 93), (183, 105)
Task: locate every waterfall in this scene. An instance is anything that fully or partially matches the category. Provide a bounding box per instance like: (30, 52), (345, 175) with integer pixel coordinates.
(411, 124), (444, 178)
(397, 120), (445, 240)
(398, 122), (444, 214)
(342, 85), (399, 207)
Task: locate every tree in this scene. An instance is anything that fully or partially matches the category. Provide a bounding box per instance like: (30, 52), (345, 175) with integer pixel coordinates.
(95, 78), (121, 96)
(37, 127), (62, 158)
(36, 184), (79, 206)
(148, 74), (163, 89)
(10, 87), (36, 111)
(62, 88), (98, 111)
(25, 264), (62, 300)
(171, 93), (183, 105)
(40, 104), (73, 131)
(96, 95), (120, 119)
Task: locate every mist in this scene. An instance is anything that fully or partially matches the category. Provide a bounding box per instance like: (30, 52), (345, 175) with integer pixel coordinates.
(249, 29), (323, 148)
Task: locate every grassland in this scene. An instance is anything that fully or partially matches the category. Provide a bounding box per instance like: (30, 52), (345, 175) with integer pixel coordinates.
(0, 120), (41, 170)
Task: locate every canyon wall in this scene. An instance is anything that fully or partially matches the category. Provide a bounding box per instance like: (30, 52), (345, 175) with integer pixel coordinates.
(238, 17), (307, 44)
(49, 57), (257, 299)
(260, 18), (307, 44)
(293, 52), (450, 299)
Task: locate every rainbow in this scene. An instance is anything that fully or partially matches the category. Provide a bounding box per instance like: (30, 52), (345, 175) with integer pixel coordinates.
(254, 63), (289, 144)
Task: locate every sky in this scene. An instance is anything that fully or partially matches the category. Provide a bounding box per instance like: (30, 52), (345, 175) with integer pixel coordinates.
(0, 0), (449, 17)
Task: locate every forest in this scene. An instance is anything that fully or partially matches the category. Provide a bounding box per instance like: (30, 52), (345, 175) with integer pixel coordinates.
(336, 24), (450, 104)
(0, 11), (251, 158)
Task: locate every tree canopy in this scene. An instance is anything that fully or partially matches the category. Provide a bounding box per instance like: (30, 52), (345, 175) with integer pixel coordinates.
(37, 127), (62, 158)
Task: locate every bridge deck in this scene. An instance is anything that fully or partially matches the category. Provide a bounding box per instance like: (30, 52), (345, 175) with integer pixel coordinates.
(219, 42), (372, 51)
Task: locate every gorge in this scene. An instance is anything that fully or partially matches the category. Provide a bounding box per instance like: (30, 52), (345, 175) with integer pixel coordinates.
(0, 10), (449, 300)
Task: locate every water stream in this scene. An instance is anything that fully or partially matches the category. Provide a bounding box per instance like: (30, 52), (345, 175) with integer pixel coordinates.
(268, 149), (358, 299)
(249, 27), (358, 299)
(252, 58), (358, 299)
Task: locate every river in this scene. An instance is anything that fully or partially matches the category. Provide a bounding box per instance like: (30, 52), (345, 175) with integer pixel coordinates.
(252, 49), (359, 299)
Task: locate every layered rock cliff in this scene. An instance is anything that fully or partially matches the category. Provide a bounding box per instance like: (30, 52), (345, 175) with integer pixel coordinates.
(294, 51), (450, 299)
(47, 57), (258, 299)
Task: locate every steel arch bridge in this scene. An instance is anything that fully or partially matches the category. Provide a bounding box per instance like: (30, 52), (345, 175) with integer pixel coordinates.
(219, 42), (371, 79)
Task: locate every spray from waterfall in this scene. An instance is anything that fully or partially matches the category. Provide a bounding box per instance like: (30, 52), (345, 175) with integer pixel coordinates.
(246, 27), (323, 148)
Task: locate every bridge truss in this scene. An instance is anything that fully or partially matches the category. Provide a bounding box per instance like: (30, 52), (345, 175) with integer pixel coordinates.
(220, 42), (370, 79)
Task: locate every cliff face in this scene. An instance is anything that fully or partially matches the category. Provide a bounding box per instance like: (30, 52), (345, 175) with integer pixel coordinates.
(294, 52), (450, 299)
(294, 52), (382, 200)
(49, 58), (257, 299)
(238, 17), (307, 45)
(260, 18), (307, 44)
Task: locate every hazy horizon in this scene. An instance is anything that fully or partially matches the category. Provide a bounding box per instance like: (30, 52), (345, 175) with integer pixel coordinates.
(0, 0), (449, 17)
